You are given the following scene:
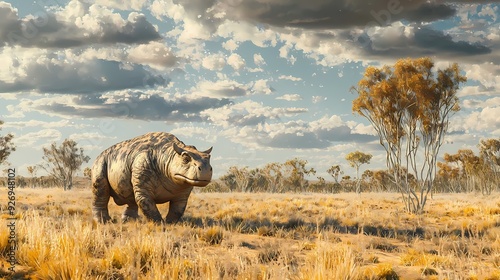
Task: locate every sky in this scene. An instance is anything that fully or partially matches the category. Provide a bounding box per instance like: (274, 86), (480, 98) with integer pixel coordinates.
(0, 0), (499, 180)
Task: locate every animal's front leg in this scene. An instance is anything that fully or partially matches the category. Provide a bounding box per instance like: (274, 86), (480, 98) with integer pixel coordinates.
(165, 199), (188, 224)
(134, 190), (163, 223)
(131, 155), (163, 223)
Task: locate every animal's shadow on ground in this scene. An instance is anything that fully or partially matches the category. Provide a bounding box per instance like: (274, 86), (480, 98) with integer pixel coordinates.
(180, 214), (490, 241)
(180, 214), (427, 241)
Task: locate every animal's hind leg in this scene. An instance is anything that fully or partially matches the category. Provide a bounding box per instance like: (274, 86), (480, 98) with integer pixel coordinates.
(91, 160), (112, 223)
(122, 203), (139, 222)
(92, 178), (111, 223)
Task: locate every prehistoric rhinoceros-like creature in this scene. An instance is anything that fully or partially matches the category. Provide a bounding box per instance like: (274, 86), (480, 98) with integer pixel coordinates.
(91, 132), (212, 223)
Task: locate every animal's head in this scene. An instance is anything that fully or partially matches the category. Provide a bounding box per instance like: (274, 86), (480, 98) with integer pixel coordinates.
(170, 142), (213, 187)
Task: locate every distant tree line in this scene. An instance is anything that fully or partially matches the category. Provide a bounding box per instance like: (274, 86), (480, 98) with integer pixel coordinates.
(203, 137), (499, 195)
(435, 138), (500, 195)
(206, 158), (317, 193)
(0, 119), (89, 190)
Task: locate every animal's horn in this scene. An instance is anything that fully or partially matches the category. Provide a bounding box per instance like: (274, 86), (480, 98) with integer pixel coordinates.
(202, 147), (213, 154)
(172, 142), (184, 155)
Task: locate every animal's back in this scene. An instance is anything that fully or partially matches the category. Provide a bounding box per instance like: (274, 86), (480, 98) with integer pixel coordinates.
(102, 132), (179, 163)
(96, 132), (177, 172)
(93, 132), (179, 202)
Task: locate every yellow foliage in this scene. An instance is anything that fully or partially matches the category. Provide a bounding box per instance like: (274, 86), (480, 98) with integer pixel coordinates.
(486, 270), (500, 280)
(400, 248), (448, 267)
(363, 263), (399, 280)
(301, 244), (361, 279)
(462, 206), (478, 217)
(199, 226), (224, 245)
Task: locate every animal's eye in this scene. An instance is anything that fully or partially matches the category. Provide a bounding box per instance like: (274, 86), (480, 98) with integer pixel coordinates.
(182, 153), (191, 164)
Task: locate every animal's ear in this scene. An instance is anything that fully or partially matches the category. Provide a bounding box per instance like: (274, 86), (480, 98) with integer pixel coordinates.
(173, 142), (184, 155)
(202, 147), (213, 154)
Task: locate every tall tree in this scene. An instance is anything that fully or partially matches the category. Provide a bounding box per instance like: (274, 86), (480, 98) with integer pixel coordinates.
(283, 158), (316, 192)
(220, 171), (237, 192)
(247, 168), (267, 192)
(262, 162), (284, 193)
(361, 169), (374, 191)
(40, 139), (90, 190)
(352, 57), (466, 213)
(345, 151), (372, 194)
(478, 138), (500, 189)
(327, 165), (343, 185)
(443, 149), (480, 193)
(0, 120), (15, 165)
(436, 161), (461, 192)
(444, 143), (499, 194)
(27, 166), (37, 188)
(83, 167), (92, 179)
(372, 170), (393, 192)
(221, 166), (252, 192)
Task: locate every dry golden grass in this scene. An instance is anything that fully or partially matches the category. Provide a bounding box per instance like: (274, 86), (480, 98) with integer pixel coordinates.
(1, 189), (500, 279)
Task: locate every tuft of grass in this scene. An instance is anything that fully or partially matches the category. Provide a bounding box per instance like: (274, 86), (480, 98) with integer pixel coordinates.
(421, 267), (439, 276)
(487, 208), (500, 215)
(366, 254), (380, 264)
(301, 241), (316, 251)
(462, 206), (478, 217)
(493, 255), (500, 268)
(257, 226), (274, 237)
(467, 275), (480, 280)
(364, 263), (399, 280)
(199, 226), (224, 245)
(301, 244), (360, 279)
(400, 248), (449, 267)
(258, 247), (281, 264)
(66, 207), (86, 216)
(400, 248), (423, 266)
(486, 270), (500, 280)
(107, 246), (128, 270)
(0, 225), (10, 257)
(442, 240), (470, 257)
(370, 240), (399, 253)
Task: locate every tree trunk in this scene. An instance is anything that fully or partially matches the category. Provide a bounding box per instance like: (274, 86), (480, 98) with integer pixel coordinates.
(355, 166), (361, 194)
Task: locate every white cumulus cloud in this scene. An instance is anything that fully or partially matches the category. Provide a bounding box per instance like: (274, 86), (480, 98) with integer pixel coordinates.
(276, 94), (302, 101)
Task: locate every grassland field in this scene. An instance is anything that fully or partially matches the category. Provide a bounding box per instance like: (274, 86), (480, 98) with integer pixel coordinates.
(1, 186), (500, 280)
